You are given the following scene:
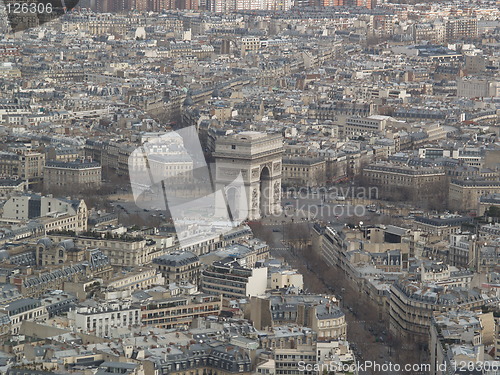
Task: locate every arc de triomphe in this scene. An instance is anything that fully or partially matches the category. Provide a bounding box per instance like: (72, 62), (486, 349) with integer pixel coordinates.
(214, 131), (283, 221)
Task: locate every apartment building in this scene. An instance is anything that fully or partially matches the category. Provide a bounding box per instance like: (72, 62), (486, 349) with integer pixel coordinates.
(240, 37), (261, 56)
(129, 136), (194, 186)
(448, 233), (476, 268)
(0, 179), (25, 200)
(106, 268), (164, 292)
(270, 269), (304, 290)
(451, 147), (484, 168)
(0, 151), (45, 187)
(457, 78), (500, 99)
(43, 160), (101, 191)
(200, 240), (270, 269)
(309, 102), (376, 123)
(2, 194), (86, 222)
(152, 251), (201, 285)
(259, 326), (316, 350)
(362, 162), (446, 201)
(413, 216), (473, 237)
(389, 280), (497, 342)
(249, 294), (346, 341)
(413, 22), (445, 44)
(3, 298), (48, 334)
(140, 294), (222, 329)
(41, 291), (78, 318)
(48, 234), (165, 267)
(201, 259), (268, 299)
(85, 140), (133, 177)
(430, 310), (492, 375)
(445, 17), (478, 42)
(312, 303), (347, 341)
(146, 343), (252, 375)
(343, 115), (391, 137)
(2, 195), (89, 234)
(15, 248), (112, 297)
(68, 301), (141, 338)
(479, 194), (500, 216)
(46, 147), (81, 163)
(316, 225), (345, 269)
(171, 225), (252, 257)
(36, 237), (87, 266)
(282, 158), (326, 188)
(449, 180), (500, 212)
(274, 345), (316, 375)
(38, 209), (89, 234)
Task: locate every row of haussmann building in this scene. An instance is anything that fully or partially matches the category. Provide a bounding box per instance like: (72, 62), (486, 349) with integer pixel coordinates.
(312, 222), (500, 347)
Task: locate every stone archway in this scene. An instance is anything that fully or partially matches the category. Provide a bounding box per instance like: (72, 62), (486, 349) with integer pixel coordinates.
(259, 166), (271, 217)
(214, 132), (283, 220)
(225, 185), (243, 222)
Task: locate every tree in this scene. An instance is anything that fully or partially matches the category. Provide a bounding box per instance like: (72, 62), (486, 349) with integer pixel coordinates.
(485, 206), (500, 218)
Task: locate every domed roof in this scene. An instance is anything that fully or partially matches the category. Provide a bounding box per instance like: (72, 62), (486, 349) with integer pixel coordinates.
(59, 239), (75, 250)
(211, 88), (221, 98)
(37, 238), (53, 247)
(183, 96), (194, 106)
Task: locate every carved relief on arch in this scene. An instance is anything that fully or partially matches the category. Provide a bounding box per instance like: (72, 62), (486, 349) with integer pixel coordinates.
(273, 180), (281, 201)
(252, 188), (259, 208)
(261, 163), (272, 174)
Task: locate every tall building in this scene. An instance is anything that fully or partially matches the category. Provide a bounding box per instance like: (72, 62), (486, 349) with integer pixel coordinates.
(201, 259), (268, 299)
(0, 151), (45, 187)
(446, 17), (478, 42)
(206, 0), (289, 11)
(176, 0), (198, 9)
(331, 0), (376, 7)
(68, 301), (141, 338)
(152, 251), (201, 285)
(129, 0), (148, 9)
(293, 0), (314, 6)
(365, 0), (376, 8)
(99, 0), (130, 11)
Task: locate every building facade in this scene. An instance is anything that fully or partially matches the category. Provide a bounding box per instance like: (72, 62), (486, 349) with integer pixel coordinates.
(140, 294), (222, 329)
(449, 180), (500, 212)
(201, 259), (268, 299)
(43, 160), (101, 191)
(152, 251), (201, 285)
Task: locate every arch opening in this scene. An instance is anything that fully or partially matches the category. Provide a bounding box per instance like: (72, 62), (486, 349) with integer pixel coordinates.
(260, 166), (271, 217)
